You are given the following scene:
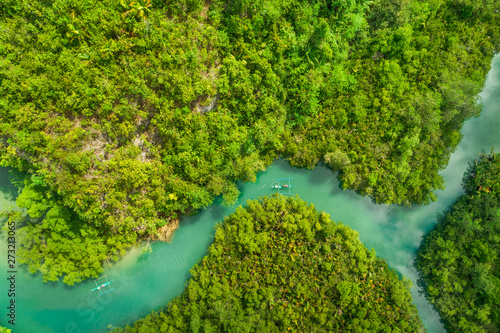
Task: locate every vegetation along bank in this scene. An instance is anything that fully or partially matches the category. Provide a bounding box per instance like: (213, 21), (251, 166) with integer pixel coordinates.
(114, 195), (425, 333)
(0, 0), (499, 282)
(417, 152), (500, 333)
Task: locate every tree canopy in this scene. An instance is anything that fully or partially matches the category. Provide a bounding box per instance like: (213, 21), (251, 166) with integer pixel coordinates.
(3, 175), (134, 284)
(416, 151), (500, 333)
(114, 195), (425, 333)
(0, 0), (499, 281)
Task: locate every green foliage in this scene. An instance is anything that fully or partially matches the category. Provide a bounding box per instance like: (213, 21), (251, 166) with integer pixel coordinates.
(212, 0), (500, 204)
(114, 195), (425, 333)
(324, 149), (351, 170)
(10, 177), (135, 285)
(0, 0), (499, 282)
(417, 152), (500, 332)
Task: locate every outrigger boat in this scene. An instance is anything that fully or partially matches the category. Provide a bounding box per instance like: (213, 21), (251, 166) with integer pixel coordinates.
(90, 275), (114, 296)
(271, 178), (294, 195)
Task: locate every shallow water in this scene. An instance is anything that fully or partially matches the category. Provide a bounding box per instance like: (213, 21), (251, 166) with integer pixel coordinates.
(0, 55), (499, 332)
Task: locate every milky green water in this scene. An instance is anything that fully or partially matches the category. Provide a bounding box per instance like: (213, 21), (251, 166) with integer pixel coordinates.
(1, 55), (499, 333)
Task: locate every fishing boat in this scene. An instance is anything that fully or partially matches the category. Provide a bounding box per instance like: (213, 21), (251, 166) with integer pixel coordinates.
(90, 275), (114, 296)
(271, 178), (294, 194)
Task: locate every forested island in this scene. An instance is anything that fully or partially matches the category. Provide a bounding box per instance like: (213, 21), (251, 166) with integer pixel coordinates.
(113, 195), (425, 332)
(417, 152), (500, 333)
(1, 0), (499, 285)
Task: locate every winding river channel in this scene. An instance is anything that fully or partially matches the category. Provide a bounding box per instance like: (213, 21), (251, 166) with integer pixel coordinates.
(1, 55), (499, 333)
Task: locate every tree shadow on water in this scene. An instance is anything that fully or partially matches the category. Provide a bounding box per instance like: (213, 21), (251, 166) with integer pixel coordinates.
(0, 168), (23, 203)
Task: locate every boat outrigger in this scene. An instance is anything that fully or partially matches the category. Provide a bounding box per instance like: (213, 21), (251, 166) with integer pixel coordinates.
(271, 178), (294, 195)
(90, 275), (114, 296)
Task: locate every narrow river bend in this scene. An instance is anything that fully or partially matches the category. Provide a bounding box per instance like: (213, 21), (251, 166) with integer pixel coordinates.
(0, 55), (499, 333)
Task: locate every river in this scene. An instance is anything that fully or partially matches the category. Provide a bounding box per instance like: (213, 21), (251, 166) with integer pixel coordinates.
(0, 54), (499, 332)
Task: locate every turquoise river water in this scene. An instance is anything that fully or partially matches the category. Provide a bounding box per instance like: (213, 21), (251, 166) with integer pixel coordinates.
(1, 55), (500, 332)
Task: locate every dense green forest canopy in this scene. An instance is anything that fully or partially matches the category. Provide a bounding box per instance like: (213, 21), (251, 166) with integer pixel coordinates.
(2, 174), (133, 285)
(114, 195), (425, 333)
(0, 0), (499, 282)
(416, 152), (500, 333)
